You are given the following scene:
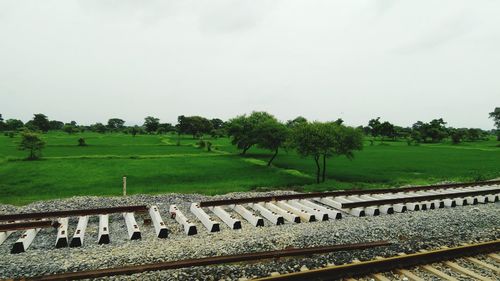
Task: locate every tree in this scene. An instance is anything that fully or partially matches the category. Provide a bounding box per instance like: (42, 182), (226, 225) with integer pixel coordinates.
(48, 120), (64, 130)
(210, 118), (224, 130)
(177, 116), (213, 138)
(5, 119), (24, 131)
(411, 119), (448, 143)
(78, 138), (87, 146)
(379, 121), (396, 140)
(144, 116), (160, 134)
(157, 123), (175, 134)
(466, 128), (482, 141)
(289, 122), (363, 183)
(107, 118), (125, 131)
(63, 124), (78, 134)
(333, 118), (344, 125)
(227, 111), (276, 155)
(32, 114), (50, 132)
(449, 128), (466, 144)
(368, 117), (381, 139)
(427, 118), (448, 142)
(286, 116), (308, 128)
(18, 132), (45, 160)
(254, 118), (288, 166)
(129, 125), (142, 137)
(489, 108), (500, 140)
(90, 123), (107, 133)
(0, 114), (4, 131)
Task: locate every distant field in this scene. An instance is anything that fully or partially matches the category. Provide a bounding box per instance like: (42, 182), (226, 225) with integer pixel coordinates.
(0, 132), (499, 205)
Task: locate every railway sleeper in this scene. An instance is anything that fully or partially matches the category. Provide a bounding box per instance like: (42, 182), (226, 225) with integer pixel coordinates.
(299, 199), (342, 219)
(345, 196), (381, 216)
(276, 201), (316, 222)
(11, 228), (40, 254)
(263, 202), (301, 223)
(208, 206), (242, 230)
(149, 206), (169, 238)
(248, 203), (285, 225)
(123, 212), (141, 240)
(190, 203), (220, 232)
(98, 214), (110, 244)
(286, 200), (328, 221)
(0, 230), (14, 246)
(169, 205), (197, 235)
(70, 216), (89, 247)
(230, 204), (264, 227)
(318, 197), (365, 217)
(55, 217), (69, 248)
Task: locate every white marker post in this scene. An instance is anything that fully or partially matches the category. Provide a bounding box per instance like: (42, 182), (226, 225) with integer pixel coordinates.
(123, 176), (127, 196)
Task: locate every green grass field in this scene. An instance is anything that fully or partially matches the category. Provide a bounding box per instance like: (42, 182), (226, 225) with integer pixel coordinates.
(0, 131), (499, 205)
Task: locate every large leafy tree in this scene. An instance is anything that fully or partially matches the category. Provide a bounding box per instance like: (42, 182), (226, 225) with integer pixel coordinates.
(107, 118), (125, 131)
(18, 132), (45, 160)
(90, 122), (107, 133)
(183, 116), (213, 138)
(227, 111), (276, 155)
(379, 121), (396, 140)
(290, 122), (363, 183)
(255, 117), (289, 166)
(32, 114), (50, 132)
(143, 116), (160, 134)
(412, 118), (448, 143)
(210, 118), (224, 130)
(5, 119), (24, 131)
(368, 117), (381, 139)
(48, 120), (64, 130)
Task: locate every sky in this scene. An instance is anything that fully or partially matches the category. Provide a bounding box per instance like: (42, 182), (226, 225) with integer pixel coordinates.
(0, 0), (499, 129)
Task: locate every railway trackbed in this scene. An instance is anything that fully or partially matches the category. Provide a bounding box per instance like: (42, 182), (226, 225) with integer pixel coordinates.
(1, 180), (498, 254)
(0, 180), (498, 280)
(10, 241), (390, 281)
(8, 240), (500, 280)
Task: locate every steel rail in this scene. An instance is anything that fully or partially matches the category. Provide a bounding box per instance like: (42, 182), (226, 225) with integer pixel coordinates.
(0, 205), (148, 222)
(13, 241), (390, 281)
(341, 188), (500, 208)
(0, 220), (59, 232)
(255, 240), (500, 281)
(198, 180), (500, 207)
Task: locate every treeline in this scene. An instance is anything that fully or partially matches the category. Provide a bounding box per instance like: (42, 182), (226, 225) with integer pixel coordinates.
(0, 114), (226, 138)
(364, 117), (495, 145)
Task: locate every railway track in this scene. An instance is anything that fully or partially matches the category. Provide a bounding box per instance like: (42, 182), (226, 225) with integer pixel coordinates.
(10, 240), (391, 280)
(0, 180), (498, 254)
(10, 240), (500, 280)
(255, 240), (500, 281)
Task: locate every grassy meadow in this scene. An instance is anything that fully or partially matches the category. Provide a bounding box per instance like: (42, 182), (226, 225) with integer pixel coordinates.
(0, 131), (499, 205)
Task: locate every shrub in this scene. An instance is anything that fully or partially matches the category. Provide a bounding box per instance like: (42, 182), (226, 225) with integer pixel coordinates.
(18, 132), (45, 160)
(197, 140), (206, 149)
(78, 138), (87, 146)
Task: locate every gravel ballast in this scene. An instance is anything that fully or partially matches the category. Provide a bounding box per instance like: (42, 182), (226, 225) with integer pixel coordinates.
(0, 191), (498, 280)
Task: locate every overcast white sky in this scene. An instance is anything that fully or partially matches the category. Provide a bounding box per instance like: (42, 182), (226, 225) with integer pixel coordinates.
(0, 0), (499, 128)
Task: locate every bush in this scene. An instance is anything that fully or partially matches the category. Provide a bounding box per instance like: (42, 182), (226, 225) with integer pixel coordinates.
(197, 140), (206, 149)
(78, 138), (87, 146)
(18, 132), (45, 160)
